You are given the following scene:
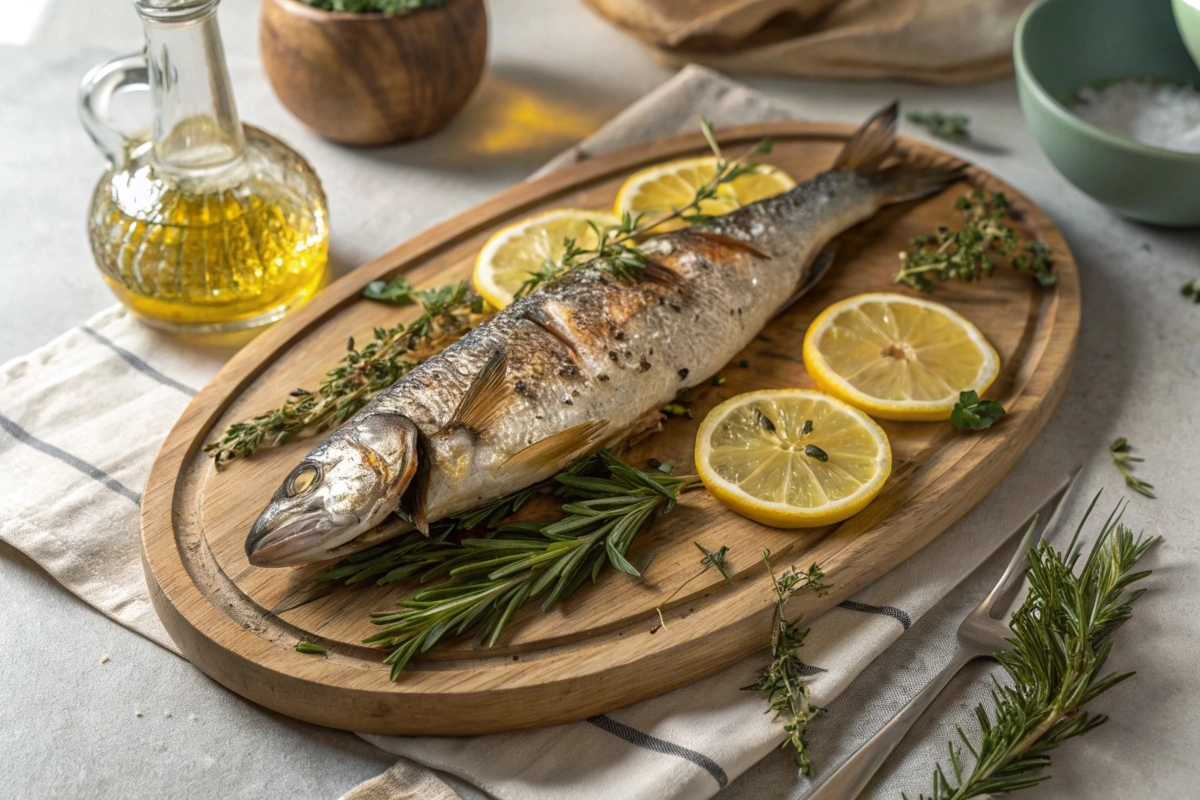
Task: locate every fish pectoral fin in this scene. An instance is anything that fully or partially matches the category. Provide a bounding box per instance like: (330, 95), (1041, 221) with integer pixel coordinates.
(445, 347), (509, 437)
(504, 419), (610, 471)
(774, 246), (838, 319)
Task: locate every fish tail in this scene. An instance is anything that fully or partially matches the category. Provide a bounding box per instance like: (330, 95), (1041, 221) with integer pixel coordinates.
(834, 101), (966, 204)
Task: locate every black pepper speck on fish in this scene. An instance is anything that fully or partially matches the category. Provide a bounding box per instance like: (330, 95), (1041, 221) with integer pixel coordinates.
(246, 103), (963, 567)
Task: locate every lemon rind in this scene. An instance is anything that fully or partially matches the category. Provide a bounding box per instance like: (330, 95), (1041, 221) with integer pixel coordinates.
(802, 292), (1000, 422)
(694, 389), (892, 529)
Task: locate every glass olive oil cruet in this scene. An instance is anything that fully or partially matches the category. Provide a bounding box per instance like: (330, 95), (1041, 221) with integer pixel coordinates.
(80, 0), (328, 332)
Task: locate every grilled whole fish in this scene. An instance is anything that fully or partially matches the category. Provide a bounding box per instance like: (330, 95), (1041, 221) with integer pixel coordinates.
(246, 103), (962, 567)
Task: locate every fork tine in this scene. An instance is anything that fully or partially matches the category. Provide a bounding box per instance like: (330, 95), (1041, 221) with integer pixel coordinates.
(980, 467), (1082, 619)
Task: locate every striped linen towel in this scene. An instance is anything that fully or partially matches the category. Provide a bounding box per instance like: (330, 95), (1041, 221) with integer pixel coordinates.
(0, 65), (1046, 800)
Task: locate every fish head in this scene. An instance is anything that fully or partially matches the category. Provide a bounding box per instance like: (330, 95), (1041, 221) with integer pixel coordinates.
(245, 412), (421, 567)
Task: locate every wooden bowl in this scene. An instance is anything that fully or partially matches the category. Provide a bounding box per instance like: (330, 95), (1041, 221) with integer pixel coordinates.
(260, 0), (488, 146)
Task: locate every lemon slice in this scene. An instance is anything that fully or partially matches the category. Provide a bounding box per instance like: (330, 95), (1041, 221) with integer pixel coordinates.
(802, 293), (1000, 422)
(614, 156), (796, 232)
(473, 208), (619, 309)
(695, 389), (892, 528)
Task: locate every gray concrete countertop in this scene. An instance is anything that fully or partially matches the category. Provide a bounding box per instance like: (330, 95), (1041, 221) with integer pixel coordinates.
(3, 1), (1200, 798)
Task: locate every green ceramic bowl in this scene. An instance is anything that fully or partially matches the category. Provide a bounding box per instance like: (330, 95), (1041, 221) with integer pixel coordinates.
(1174, 0), (1200, 70)
(1015, 0), (1200, 226)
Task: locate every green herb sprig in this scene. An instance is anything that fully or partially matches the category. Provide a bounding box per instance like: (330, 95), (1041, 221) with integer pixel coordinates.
(298, 0), (441, 14)
(894, 190), (1056, 294)
(203, 278), (488, 466)
(313, 456), (602, 588)
(907, 500), (1156, 799)
(951, 390), (1006, 431)
(364, 452), (698, 678)
(1109, 438), (1155, 498)
(907, 110), (972, 143)
(514, 124), (774, 299)
(744, 549), (828, 774)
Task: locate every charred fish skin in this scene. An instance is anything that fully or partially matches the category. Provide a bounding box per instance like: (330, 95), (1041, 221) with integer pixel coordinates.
(246, 102), (964, 567)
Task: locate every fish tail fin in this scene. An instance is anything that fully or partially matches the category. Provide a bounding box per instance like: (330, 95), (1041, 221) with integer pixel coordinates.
(833, 101), (966, 204)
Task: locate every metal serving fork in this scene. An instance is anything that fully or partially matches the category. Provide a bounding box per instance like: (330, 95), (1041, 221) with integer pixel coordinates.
(806, 469), (1080, 800)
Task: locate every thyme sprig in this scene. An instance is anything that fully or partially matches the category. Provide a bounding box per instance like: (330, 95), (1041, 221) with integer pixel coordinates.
(743, 549), (828, 774)
(514, 124), (774, 299)
(894, 190), (1056, 293)
(363, 452), (699, 678)
(1109, 438), (1155, 498)
(907, 110), (972, 143)
(203, 277), (488, 466)
(907, 501), (1156, 799)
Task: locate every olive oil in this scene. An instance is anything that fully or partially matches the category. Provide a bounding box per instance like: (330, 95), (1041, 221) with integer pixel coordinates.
(88, 128), (328, 331)
(80, 0), (328, 333)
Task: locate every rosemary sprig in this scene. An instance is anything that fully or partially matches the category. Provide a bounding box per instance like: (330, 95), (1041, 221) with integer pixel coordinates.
(298, 0), (441, 14)
(906, 110), (972, 143)
(364, 452), (698, 678)
(514, 124), (774, 299)
(743, 549), (828, 774)
(894, 190), (1056, 293)
(1109, 437), (1155, 498)
(907, 500), (1156, 799)
(951, 390), (1006, 431)
(312, 455), (602, 588)
(203, 277), (488, 466)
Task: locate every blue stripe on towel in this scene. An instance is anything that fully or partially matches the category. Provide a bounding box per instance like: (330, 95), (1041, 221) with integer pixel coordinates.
(837, 600), (912, 630)
(0, 412), (141, 505)
(587, 714), (729, 788)
(80, 326), (198, 397)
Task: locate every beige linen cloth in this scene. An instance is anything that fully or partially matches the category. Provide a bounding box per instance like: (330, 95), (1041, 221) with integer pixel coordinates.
(0, 66), (1029, 800)
(583, 0), (1035, 83)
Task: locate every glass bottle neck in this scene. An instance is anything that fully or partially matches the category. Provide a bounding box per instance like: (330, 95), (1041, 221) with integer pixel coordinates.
(139, 0), (244, 174)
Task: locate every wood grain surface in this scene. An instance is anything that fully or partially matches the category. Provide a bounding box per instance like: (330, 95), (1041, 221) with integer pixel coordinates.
(140, 122), (1080, 735)
(259, 0), (487, 145)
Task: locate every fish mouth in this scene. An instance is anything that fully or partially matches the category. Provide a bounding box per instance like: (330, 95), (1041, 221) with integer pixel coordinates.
(246, 511), (350, 568)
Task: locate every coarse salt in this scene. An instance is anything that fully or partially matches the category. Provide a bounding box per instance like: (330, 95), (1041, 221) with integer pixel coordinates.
(1070, 80), (1200, 154)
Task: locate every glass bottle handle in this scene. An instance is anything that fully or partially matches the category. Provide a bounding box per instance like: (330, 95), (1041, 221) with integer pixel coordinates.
(78, 53), (149, 169)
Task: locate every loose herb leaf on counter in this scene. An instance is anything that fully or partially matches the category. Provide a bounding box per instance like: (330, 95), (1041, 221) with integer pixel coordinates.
(295, 641), (327, 656)
(906, 110), (972, 143)
(1182, 281), (1200, 303)
(203, 280), (489, 466)
(363, 452), (699, 679)
(951, 390), (1007, 431)
(744, 549), (828, 774)
(894, 190), (1056, 294)
(1109, 438), (1155, 498)
(906, 501), (1156, 800)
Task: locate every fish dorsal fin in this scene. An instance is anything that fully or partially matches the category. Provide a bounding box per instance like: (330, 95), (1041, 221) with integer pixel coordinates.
(504, 419), (609, 471)
(445, 348), (509, 436)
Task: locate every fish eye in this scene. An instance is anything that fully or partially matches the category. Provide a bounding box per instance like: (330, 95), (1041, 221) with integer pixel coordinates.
(286, 464), (322, 496)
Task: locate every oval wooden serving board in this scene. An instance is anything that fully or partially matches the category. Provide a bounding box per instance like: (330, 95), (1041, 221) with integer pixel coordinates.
(141, 122), (1079, 735)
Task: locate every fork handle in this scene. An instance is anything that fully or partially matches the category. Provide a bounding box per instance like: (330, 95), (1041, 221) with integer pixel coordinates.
(806, 648), (975, 800)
